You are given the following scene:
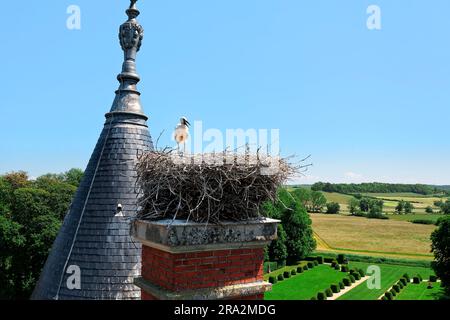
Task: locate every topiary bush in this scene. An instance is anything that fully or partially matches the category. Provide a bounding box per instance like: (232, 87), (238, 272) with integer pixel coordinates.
(330, 284), (339, 293)
(385, 292), (393, 300)
(354, 273), (361, 280)
(417, 274), (423, 281)
(341, 265), (349, 272)
(297, 266), (303, 273)
(337, 254), (346, 264)
(381, 296), (387, 300)
(429, 275), (437, 282)
(284, 271), (291, 278)
(303, 265), (309, 271)
(343, 278), (351, 286)
(325, 288), (333, 297)
(358, 269), (365, 277)
(277, 274), (284, 281)
(400, 278), (407, 286)
(307, 262), (314, 268)
(413, 276), (420, 284)
(331, 260), (338, 267)
(311, 296), (318, 300)
(390, 289), (397, 297)
(403, 273), (410, 282)
(317, 256), (324, 264)
(334, 264), (341, 270)
(339, 281), (345, 289)
(397, 282), (403, 289)
(269, 276), (277, 284)
(313, 260), (319, 266)
(291, 269), (297, 276)
(393, 284), (400, 293)
(317, 292), (326, 300)
(349, 275), (356, 283)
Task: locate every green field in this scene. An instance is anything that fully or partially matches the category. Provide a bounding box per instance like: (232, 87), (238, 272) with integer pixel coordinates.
(337, 262), (435, 300)
(395, 282), (444, 300)
(264, 264), (348, 300)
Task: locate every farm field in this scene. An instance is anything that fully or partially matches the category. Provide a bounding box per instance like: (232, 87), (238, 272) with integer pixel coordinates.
(264, 264), (347, 300)
(310, 214), (435, 260)
(337, 261), (435, 300)
(395, 282), (444, 300)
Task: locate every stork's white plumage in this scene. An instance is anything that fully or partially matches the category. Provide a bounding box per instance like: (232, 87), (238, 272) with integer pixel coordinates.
(174, 117), (190, 154)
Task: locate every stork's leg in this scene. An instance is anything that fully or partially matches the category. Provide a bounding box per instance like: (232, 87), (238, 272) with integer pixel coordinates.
(177, 143), (180, 154)
(183, 143), (186, 154)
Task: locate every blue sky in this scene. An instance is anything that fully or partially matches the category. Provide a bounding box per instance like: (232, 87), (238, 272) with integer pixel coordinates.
(0, 0), (449, 184)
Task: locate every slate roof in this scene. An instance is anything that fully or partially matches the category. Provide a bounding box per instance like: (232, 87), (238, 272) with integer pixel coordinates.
(31, 1), (153, 300)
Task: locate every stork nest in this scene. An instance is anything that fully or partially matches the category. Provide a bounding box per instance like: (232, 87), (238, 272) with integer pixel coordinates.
(135, 149), (298, 223)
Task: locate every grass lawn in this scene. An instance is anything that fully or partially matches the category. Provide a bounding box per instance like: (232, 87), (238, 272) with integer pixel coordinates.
(311, 214), (435, 259)
(388, 214), (443, 223)
(396, 282), (445, 300)
(337, 262), (435, 300)
(265, 264), (347, 300)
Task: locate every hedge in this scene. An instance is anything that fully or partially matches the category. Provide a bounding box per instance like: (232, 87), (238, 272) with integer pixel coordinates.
(349, 275), (356, 283)
(317, 292), (326, 300)
(268, 276), (277, 284)
(334, 264), (341, 270)
(403, 273), (410, 282)
(277, 274), (284, 281)
(353, 273), (361, 281)
(311, 296), (318, 300)
(283, 271), (291, 279)
(263, 262), (279, 273)
(339, 282), (345, 289)
(343, 278), (351, 286)
(337, 254), (346, 264)
(392, 284), (400, 293)
(313, 260), (319, 266)
(400, 278), (407, 286)
(317, 256), (324, 264)
(303, 265), (309, 271)
(385, 292), (393, 300)
(330, 284), (340, 293)
(390, 289), (397, 297)
(325, 288), (333, 297)
(341, 265), (349, 273)
(307, 262), (314, 268)
(413, 276), (420, 284)
(331, 260), (338, 267)
(430, 275), (438, 282)
(297, 266), (303, 273)
(291, 269), (297, 276)
(397, 282), (403, 289)
(381, 296), (388, 300)
(417, 274), (423, 281)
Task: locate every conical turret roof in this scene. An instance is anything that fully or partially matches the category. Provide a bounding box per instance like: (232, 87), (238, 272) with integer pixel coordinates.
(32, 0), (153, 300)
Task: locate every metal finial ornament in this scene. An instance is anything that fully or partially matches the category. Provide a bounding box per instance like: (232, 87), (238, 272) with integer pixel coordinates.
(108, 0), (146, 116)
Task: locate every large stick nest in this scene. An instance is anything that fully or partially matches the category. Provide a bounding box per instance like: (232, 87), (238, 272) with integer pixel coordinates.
(135, 149), (298, 223)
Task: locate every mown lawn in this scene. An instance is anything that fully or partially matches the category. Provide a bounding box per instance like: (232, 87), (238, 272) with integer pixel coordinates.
(265, 264), (347, 300)
(395, 282), (444, 300)
(263, 262), (308, 281)
(338, 262), (435, 300)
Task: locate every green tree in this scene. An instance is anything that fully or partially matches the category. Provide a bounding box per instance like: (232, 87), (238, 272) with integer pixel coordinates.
(431, 216), (450, 296)
(290, 188), (311, 211)
(268, 224), (288, 265)
(63, 168), (84, 187)
(348, 198), (361, 215)
(359, 198), (371, 212)
(326, 202), (340, 214)
(395, 200), (405, 214)
(442, 200), (450, 215)
(404, 201), (414, 214)
(310, 191), (327, 213)
(425, 206), (434, 214)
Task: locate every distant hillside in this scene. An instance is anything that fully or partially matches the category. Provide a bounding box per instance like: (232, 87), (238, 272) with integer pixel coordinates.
(310, 182), (448, 195)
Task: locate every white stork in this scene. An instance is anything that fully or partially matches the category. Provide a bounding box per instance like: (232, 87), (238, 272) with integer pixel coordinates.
(174, 117), (190, 154)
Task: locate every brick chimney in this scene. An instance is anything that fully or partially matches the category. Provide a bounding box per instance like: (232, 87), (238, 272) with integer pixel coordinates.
(131, 218), (279, 300)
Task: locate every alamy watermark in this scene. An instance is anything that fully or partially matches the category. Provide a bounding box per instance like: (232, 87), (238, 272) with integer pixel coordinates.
(67, 5), (81, 30)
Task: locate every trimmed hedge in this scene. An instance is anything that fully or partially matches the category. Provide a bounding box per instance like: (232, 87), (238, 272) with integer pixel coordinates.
(417, 274), (423, 281)
(381, 296), (388, 300)
(353, 273), (361, 280)
(393, 284), (400, 293)
(337, 254), (346, 264)
(307, 262), (314, 268)
(268, 276), (277, 284)
(303, 265), (309, 271)
(283, 271), (291, 279)
(325, 288), (333, 297)
(331, 260), (338, 267)
(313, 260), (319, 266)
(403, 273), (410, 282)
(385, 292), (393, 300)
(339, 282), (345, 289)
(429, 275), (438, 282)
(390, 289), (397, 297)
(334, 264), (341, 270)
(341, 265), (349, 273)
(413, 276), (420, 284)
(343, 278), (351, 286)
(311, 296), (318, 300)
(349, 275), (356, 283)
(330, 284), (340, 293)
(317, 292), (326, 300)
(397, 282), (403, 289)
(277, 274), (284, 281)
(297, 266), (303, 273)
(317, 256), (324, 264)
(291, 269), (297, 276)
(400, 278), (407, 286)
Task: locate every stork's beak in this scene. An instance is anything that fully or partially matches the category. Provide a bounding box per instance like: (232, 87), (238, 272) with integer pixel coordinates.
(185, 120), (191, 127)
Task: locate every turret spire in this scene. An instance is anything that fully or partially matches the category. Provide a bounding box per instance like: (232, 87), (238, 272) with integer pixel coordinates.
(109, 0), (146, 117)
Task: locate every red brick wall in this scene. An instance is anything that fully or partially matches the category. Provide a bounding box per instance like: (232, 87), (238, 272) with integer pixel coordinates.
(141, 246), (265, 294)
